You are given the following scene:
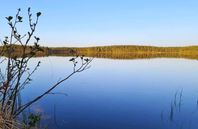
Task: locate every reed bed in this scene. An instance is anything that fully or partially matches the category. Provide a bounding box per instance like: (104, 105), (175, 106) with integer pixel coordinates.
(0, 110), (22, 129)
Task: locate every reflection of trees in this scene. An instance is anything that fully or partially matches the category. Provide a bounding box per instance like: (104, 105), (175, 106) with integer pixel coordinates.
(3, 46), (198, 60)
(70, 52), (198, 60)
(43, 45), (198, 60)
(47, 50), (198, 60)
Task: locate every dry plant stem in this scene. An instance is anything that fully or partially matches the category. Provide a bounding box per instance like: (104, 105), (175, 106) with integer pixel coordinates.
(0, 8), (93, 129)
(1, 9), (20, 111)
(0, 8), (42, 119)
(14, 58), (93, 118)
(11, 10), (39, 116)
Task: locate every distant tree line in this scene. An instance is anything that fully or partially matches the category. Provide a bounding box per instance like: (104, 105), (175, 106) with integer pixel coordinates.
(2, 45), (198, 60)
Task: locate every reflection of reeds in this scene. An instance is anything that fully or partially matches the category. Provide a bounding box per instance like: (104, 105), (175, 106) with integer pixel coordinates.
(160, 89), (198, 129)
(178, 89), (183, 112)
(169, 102), (174, 122)
(169, 89), (183, 122)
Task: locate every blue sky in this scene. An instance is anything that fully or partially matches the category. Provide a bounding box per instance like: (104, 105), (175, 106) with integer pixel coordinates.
(0, 0), (198, 47)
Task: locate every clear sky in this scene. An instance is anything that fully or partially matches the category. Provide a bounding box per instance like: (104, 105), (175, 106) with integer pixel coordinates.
(0, 0), (198, 47)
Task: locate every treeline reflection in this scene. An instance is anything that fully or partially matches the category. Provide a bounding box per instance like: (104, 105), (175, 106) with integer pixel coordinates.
(49, 52), (198, 60)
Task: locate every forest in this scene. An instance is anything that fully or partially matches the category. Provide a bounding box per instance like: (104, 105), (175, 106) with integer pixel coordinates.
(1, 45), (198, 60)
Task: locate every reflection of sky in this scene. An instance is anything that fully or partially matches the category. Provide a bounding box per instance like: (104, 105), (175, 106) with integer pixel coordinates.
(21, 57), (198, 129)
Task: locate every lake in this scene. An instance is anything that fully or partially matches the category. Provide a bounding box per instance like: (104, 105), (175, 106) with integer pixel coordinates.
(21, 57), (198, 129)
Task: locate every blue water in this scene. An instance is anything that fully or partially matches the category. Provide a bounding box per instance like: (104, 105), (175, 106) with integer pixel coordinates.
(22, 57), (198, 129)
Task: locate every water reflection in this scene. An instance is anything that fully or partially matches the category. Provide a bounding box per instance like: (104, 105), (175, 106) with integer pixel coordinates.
(4, 57), (198, 129)
(19, 57), (198, 129)
(50, 52), (198, 60)
(161, 89), (198, 129)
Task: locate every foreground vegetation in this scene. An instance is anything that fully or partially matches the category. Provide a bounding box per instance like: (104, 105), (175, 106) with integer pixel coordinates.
(0, 8), (92, 129)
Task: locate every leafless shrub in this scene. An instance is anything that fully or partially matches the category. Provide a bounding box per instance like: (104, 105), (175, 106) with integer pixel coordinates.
(0, 8), (92, 128)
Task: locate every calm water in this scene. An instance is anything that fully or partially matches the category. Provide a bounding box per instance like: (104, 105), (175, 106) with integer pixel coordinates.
(21, 57), (198, 129)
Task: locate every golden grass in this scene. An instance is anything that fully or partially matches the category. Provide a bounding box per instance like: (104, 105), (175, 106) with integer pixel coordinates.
(0, 111), (23, 129)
